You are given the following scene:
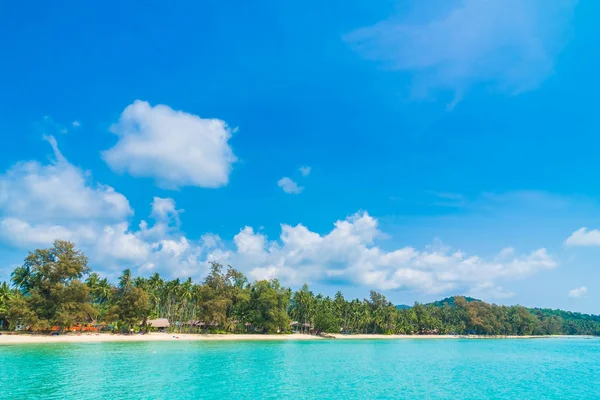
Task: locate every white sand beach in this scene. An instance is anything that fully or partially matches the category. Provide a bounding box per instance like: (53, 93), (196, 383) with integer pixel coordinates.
(0, 333), (321, 344)
(0, 332), (556, 345)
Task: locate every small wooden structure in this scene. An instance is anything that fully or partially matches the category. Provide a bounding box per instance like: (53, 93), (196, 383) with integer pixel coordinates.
(182, 320), (206, 333)
(148, 318), (170, 332)
(185, 320), (206, 327)
(290, 321), (313, 334)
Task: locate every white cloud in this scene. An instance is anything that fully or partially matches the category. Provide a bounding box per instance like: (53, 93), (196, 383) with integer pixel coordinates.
(0, 137), (208, 279)
(1, 203), (206, 279)
(565, 228), (600, 246)
(299, 166), (311, 177)
(72, 121), (80, 127)
(150, 196), (182, 227)
(201, 233), (222, 249)
(0, 140), (561, 297)
(346, 0), (576, 103)
(234, 226), (267, 254)
(102, 100), (237, 189)
(568, 286), (587, 298)
(207, 211), (557, 299)
(95, 223), (151, 263)
(277, 177), (303, 194)
(0, 136), (131, 222)
(0, 218), (95, 248)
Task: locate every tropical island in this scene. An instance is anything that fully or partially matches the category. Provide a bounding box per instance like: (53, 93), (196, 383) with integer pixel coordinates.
(1, 240), (599, 342)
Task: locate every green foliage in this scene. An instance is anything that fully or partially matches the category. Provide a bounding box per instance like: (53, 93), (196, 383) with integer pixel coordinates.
(529, 308), (600, 336)
(108, 285), (151, 330)
(428, 296), (481, 307)
(3, 244), (599, 336)
(0, 281), (12, 328)
(313, 296), (338, 333)
(6, 240), (95, 332)
(247, 279), (291, 333)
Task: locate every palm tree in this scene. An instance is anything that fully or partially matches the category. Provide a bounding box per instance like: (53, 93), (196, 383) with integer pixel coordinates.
(86, 273), (113, 305)
(290, 284), (316, 332)
(118, 269), (132, 289)
(0, 281), (11, 302)
(96, 278), (113, 305)
(144, 273), (163, 318)
(86, 272), (100, 292)
(148, 273), (164, 293)
(181, 278), (193, 303)
(0, 281), (12, 316)
(11, 266), (32, 294)
(0, 281), (11, 329)
(133, 276), (148, 290)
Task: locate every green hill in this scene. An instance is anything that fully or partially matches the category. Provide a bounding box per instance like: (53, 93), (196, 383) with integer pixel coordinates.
(428, 296), (481, 307)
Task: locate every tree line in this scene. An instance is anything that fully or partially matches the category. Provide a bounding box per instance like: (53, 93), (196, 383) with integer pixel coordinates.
(1, 240), (599, 336)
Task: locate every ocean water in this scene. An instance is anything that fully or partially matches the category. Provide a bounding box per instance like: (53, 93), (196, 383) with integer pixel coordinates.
(1, 337), (599, 399)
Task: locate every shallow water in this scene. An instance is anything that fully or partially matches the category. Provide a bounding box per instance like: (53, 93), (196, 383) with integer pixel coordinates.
(1, 337), (599, 399)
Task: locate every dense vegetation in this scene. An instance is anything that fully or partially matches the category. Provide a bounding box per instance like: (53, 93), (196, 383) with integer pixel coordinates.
(428, 296), (481, 307)
(1, 241), (599, 336)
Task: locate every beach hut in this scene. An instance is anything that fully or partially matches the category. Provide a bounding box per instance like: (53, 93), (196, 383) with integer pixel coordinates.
(290, 321), (300, 333)
(185, 320), (205, 327)
(183, 320), (206, 333)
(148, 318), (170, 332)
(303, 323), (314, 334)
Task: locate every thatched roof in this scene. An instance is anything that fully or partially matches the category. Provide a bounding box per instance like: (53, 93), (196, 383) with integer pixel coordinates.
(185, 320), (205, 327)
(148, 318), (170, 328)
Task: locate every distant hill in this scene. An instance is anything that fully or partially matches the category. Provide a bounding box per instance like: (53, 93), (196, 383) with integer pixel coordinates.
(428, 296), (481, 307)
(390, 296), (600, 335)
(395, 296), (481, 309)
(528, 307), (600, 334)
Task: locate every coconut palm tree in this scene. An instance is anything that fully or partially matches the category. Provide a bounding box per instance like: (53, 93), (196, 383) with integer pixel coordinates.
(133, 276), (147, 289)
(0, 281), (11, 303)
(96, 278), (113, 305)
(0, 281), (12, 328)
(10, 265), (32, 294)
(118, 269), (133, 289)
(86, 272), (100, 292)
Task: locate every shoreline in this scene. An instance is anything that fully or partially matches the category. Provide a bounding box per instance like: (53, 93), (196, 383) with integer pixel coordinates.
(0, 333), (585, 345)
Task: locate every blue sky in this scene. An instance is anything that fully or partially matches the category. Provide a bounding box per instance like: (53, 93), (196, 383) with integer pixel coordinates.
(1, 0), (600, 312)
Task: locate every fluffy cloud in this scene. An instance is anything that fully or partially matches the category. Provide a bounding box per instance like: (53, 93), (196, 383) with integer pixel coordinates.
(0, 136), (131, 223)
(150, 196), (182, 226)
(277, 177), (303, 194)
(565, 228), (600, 246)
(102, 100), (237, 189)
(0, 139), (560, 297)
(568, 286), (587, 298)
(346, 0), (576, 103)
(0, 138), (207, 279)
(0, 218), (95, 248)
(207, 211), (557, 298)
(1, 198), (206, 279)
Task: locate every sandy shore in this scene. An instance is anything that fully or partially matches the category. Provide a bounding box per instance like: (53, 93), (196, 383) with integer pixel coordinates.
(0, 333), (559, 345)
(0, 333), (322, 345)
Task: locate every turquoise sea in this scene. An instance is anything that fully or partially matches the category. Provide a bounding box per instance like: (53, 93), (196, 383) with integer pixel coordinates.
(1, 337), (599, 399)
